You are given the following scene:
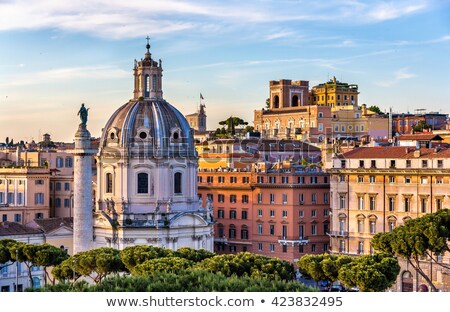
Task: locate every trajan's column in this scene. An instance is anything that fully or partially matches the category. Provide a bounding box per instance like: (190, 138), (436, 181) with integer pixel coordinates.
(71, 103), (97, 254)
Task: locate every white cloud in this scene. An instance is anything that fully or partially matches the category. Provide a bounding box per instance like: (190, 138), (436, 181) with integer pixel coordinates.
(375, 67), (416, 87)
(0, 0), (434, 39)
(0, 65), (128, 87)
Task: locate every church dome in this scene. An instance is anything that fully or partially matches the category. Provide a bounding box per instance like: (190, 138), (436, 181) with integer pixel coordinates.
(99, 39), (196, 158)
(100, 99), (196, 157)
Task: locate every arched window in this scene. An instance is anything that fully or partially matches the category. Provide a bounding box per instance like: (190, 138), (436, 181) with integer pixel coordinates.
(152, 74), (157, 91)
(137, 173), (148, 194)
(174, 172), (182, 194)
(56, 157), (64, 168)
(145, 74), (150, 97)
(292, 95), (299, 107)
(273, 95), (279, 108)
(106, 173), (113, 193)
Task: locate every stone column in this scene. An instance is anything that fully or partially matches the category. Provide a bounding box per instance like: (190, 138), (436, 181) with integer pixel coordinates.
(71, 124), (97, 254)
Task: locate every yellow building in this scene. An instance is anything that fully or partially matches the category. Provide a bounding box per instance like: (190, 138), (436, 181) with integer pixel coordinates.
(253, 78), (388, 145)
(329, 146), (450, 291)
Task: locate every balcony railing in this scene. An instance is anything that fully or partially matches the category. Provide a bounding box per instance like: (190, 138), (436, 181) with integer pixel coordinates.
(277, 236), (309, 246)
(328, 231), (349, 237)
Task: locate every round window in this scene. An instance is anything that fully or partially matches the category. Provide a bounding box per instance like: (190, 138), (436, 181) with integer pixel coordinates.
(139, 131), (147, 139)
(173, 132), (179, 140)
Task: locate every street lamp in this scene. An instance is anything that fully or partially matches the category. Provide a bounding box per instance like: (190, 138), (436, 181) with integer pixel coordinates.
(15, 249), (18, 292)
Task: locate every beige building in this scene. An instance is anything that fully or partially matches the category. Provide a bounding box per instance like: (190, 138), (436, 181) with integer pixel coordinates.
(0, 167), (51, 224)
(253, 78), (388, 146)
(329, 146), (450, 291)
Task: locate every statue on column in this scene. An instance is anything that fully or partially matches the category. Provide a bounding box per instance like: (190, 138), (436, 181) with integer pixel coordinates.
(78, 103), (89, 125)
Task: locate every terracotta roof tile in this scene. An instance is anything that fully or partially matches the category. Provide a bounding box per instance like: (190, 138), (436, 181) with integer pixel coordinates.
(342, 146), (450, 159)
(0, 222), (43, 236)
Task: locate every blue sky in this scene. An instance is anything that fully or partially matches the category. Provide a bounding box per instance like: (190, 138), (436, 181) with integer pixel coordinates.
(1, 0), (450, 143)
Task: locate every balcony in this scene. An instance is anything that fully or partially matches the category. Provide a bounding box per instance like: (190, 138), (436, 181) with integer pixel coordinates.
(328, 231), (349, 238)
(214, 236), (228, 244)
(278, 236), (309, 246)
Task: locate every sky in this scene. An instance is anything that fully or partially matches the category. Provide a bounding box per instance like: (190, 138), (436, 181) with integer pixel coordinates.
(1, 0), (450, 143)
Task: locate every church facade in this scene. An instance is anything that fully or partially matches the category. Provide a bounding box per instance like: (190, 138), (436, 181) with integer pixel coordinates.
(81, 40), (214, 251)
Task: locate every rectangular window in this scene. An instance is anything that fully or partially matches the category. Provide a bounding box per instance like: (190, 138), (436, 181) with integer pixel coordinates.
(405, 176), (411, 184)
(358, 176), (364, 183)
(369, 176), (375, 183)
(2, 214), (6, 222)
(16, 193), (23, 206)
(281, 176), (289, 184)
(241, 195), (249, 203)
(310, 176), (318, 184)
(230, 176), (237, 183)
(270, 193), (275, 204)
(34, 193), (44, 205)
(299, 210), (304, 218)
(269, 176), (276, 184)
(218, 194), (225, 203)
(269, 225), (275, 235)
(282, 210), (288, 218)
(371, 160), (376, 168)
(389, 197), (395, 212)
(257, 176), (264, 183)
(299, 193), (304, 204)
(14, 214), (21, 223)
(218, 176), (225, 183)
(437, 160), (444, 168)
(229, 195), (237, 203)
(404, 197), (410, 212)
(339, 175), (345, 182)
(358, 220), (363, 233)
(406, 160), (411, 168)
(298, 176), (305, 184)
(7, 192), (14, 205)
(64, 182), (70, 191)
(242, 177), (249, 183)
(270, 210), (275, 217)
(421, 198), (427, 213)
(340, 160), (346, 168)
(311, 193), (317, 204)
(229, 210), (236, 219)
(339, 196), (345, 209)
(422, 160), (428, 168)
(241, 210), (248, 220)
(256, 243), (262, 252)
(257, 209), (262, 217)
(258, 224), (263, 235)
(370, 221), (376, 234)
(389, 176), (395, 183)
(324, 193), (329, 204)
(64, 198), (70, 208)
(390, 160), (396, 168)
(311, 224), (317, 236)
(311, 209), (316, 217)
(270, 244), (275, 252)
(282, 194), (288, 204)
(358, 196), (364, 210)
(218, 210), (224, 219)
(197, 176), (202, 183)
(35, 179), (44, 185)
(369, 196), (376, 211)
(257, 193), (263, 203)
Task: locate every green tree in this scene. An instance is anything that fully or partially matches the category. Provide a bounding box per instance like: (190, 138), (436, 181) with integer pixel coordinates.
(196, 252), (294, 281)
(0, 239), (17, 270)
(173, 247), (214, 262)
(53, 247), (125, 284)
(30, 244), (69, 285)
(218, 116), (248, 136)
(337, 253), (400, 292)
(38, 269), (315, 292)
(265, 98), (270, 109)
(412, 120), (431, 132)
(297, 254), (327, 285)
(371, 209), (450, 292)
(367, 105), (382, 114)
(133, 257), (193, 276)
(120, 245), (174, 274)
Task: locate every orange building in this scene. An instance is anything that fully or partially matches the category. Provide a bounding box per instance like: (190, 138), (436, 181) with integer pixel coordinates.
(198, 163), (330, 264)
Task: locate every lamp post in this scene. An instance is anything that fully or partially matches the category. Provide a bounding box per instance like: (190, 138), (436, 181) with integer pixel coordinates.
(15, 249), (18, 292)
